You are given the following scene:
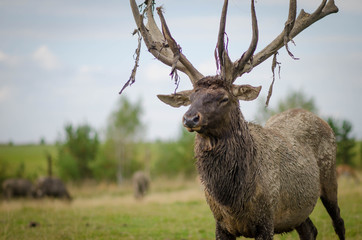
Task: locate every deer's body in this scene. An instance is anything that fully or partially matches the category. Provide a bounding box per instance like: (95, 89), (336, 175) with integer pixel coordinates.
(132, 170), (150, 199)
(127, 0), (345, 239)
(185, 78), (344, 239)
(198, 108), (334, 237)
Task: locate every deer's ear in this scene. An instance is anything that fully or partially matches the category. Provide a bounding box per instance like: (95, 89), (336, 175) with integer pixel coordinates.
(232, 85), (261, 101)
(157, 90), (193, 108)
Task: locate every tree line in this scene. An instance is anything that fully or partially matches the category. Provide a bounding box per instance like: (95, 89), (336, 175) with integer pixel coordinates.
(55, 97), (196, 182)
(42, 92), (362, 183)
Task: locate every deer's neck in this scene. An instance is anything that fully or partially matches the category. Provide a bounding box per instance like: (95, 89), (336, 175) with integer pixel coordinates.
(195, 109), (256, 207)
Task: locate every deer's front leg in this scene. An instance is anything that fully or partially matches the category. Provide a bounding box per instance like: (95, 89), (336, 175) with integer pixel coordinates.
(215, 222), (236, 240)
(254, 223), (274, 240)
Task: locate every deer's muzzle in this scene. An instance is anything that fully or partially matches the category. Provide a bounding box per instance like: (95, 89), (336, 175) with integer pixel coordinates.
(183, 112), (201, 132)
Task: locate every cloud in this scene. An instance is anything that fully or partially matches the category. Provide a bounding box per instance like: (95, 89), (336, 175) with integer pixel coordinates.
(78, 65), (104, 75)
(0, 50), (20, 66)
(0, 51), (6, 61)
(32, 45), (60, 70)
(0, 86), (11, 103)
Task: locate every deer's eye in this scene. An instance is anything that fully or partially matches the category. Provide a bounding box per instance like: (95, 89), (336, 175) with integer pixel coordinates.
(219, 96), (229, 105)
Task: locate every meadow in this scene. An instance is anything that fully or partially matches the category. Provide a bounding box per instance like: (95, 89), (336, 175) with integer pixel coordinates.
(1, 144), (361, 239)
(0, 175), (361, 240)
(0, 144), (57, 180)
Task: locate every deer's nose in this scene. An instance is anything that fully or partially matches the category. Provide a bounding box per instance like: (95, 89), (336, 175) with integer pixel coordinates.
(183, 113), (201, 129)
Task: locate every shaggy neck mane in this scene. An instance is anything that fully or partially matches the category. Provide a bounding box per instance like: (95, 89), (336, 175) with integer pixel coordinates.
(195, 103), (257, 208)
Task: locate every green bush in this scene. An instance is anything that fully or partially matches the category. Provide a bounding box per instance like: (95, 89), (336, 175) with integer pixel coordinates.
(57, 148), (81, 181)
(152, 127), (196, 178)
(89, 140), (118, 182)
(327, 118), (357, 166)
(57, 123), (99, 181)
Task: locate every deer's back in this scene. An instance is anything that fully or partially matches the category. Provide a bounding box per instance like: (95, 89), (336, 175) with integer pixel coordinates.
(265, 108), (334, 149)
(246, 108), (335, 232)
(265, 108), (336, 176)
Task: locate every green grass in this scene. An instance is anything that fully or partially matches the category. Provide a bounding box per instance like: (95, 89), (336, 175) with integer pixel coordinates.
(1, 176), (361, 240)
(1, 201), (214, 240)
(1, 144), (361, 239)
(0, 181), (215, 240)
(352, 141), (362, 167)
(0, 144), (57, 179)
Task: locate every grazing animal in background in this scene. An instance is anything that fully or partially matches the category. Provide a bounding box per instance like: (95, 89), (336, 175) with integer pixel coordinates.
(2, 178), (33, 199)
(132, 171), (150, 199)
(337, 164), (360, 183)
(33, 177), (72, 200)
(127, 0), (345, 239)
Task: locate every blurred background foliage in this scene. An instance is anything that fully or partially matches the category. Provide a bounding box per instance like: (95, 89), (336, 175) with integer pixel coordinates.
(0, 91), (361, 185)
(327, 118), (357, 166)
(255, 89), (319, 124)
(57, 123), (99, 181)
(152, 127), (196, 178)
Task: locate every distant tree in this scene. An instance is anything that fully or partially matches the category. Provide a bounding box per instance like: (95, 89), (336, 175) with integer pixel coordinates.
(255, 90), (318, 124)
(175, 127), (196, 176)
(57, 123), (99, 181)
(89, 139), (117, 182)
(90, 97), (144, 183)
(327, 118), (356, 166)
(152, 126), (196, 178)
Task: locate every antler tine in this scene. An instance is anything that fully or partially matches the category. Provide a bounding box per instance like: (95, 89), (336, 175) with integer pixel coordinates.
(216, 0), (233, 82)
(145, 1), (164, 45)
(236, 0), (338, 77)
(130, 0), (175, 70)
(129, 0), (203, 86)
(232, 0), (259, 82)
(284, 0), (298, 60)
(156, 7), (203, 87)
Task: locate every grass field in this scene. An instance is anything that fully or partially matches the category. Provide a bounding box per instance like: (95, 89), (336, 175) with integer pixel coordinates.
(1, 175), (361, 240)
(0, 144), (57, 180)
(1, 144), (361, 239)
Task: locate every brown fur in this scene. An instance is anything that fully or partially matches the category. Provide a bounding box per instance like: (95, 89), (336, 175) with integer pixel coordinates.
(33, 177), (72, 200)
(132, 171), (150, 199)
(183, 76), (345, 239)
(2, 178), (33, 199)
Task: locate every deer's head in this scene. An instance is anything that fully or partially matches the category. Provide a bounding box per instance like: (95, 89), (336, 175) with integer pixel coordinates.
(126, 0), (338, 136)
(158, 76), (261, 136)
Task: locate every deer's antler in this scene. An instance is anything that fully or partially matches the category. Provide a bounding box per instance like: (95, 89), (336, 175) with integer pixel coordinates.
(127, 0), (338, 92)
(129, 0), (203, 86)
(232, 0), (259, 82)
(233, 0), (338, 79)
(215, 0), (338, 83)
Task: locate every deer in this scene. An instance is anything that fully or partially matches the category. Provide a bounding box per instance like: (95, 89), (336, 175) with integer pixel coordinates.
(132, 170), (150, 199)
(2, 178), (34, 199)
(125, 0), (345, 239)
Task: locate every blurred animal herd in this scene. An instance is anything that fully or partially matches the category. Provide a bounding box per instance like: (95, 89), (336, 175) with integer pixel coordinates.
(2, 177), (71, 200)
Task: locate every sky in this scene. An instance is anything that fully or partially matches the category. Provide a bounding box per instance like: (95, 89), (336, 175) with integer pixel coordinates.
(0, 0), (361, 144)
